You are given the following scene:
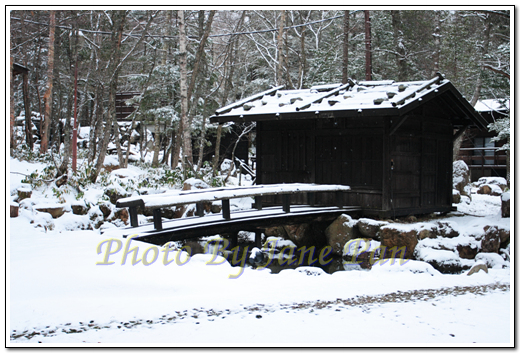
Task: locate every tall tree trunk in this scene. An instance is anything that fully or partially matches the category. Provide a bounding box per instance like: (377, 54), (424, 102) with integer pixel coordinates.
(342, 10), (350, 84)
(431, 11), (442, 77)
(391, 10), (407, 81)
(470, 15), (492, 107)
(21, 13), (33, 150)
(40, 10), (55, 154)
(178, 10), (192, 172)
(276, 10), (286, 86)
(364, 10), (372, 81)
(10, 57), (16, 153)
(90, 11), (127, 183)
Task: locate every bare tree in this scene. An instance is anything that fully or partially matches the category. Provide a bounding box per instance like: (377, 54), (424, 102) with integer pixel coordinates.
(40, 10), (55, 154)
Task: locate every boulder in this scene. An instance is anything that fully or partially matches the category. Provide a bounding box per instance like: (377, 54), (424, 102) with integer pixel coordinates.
(456, 243), (478, 259)
(210, 202), (222, 214)
(104, 185), (129, 205)
(467, 263), (488, 276)
(182, 178), (210, 191)
(357, 218), (388, 240)
(480, 226), (502, 253)
(452, 189), (461, 204)
(112, 208), (129, 225)
(325, 214), (360, 256)
(98, 203), (113, 219)
(88, 206), (104, 229)
(475, 253), (505, 269)
(453, 160), (470, 194)
(265, 226), (288, 238)
(477, 184), (502, 196)
(71, 203), (89, 215)
(55, 174), (68, 188)
(379, 224), (418, 259)
(502, 192), (510, 218)
(283, 223), (326, 249)
(34, 204), (67, 219)
(476, 176), (508, 191)
(10, 203), (19, 218)
(414, 248), (463, 274)
(17, 187), (32, 201)
(433, 221), (459, 238)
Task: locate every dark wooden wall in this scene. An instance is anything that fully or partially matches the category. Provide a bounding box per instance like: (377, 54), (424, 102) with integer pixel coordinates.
(257, 106), (455, 217)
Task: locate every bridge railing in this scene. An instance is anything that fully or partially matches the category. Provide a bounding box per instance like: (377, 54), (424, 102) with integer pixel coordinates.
(116, 183), (351, 231)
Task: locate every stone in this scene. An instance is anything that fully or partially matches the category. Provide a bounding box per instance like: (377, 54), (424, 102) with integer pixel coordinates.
(71, 203), (89, 215)
(17, 187), (32, 201)
(433, 221), (459, 238)
(182, 178), (210, 191)
(467, 263), (488, 276)
(475, 253), (505, 269)
(452, 189), (461, 204)
(34, 205), (67, 219)
(453, 160), (470, 194)
(379, 225), (418, 260)
(10, 203), (19, 218)
(98, 203), (113, 219)
(88, 206), (105, 229)
(480, 226), (502, 253)
(457, 244), (478, 259)
(113, 208), (129, 225)
(283, 223), (326, 249)
(265, 226), (288, 239)
(357, 218), (388, 240)
(476, 176), (508, 191)
(477, 184), (502, 196)
(325, 214), (360, 256)
(502, 192), (510, 218)
(55, 174), (68, 188)
(104, 186), (129, 205)
(414, 248), (463, 274)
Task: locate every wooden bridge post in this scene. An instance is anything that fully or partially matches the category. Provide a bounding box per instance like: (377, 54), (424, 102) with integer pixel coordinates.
(230, 231), (239, 249)
(222, 199), (231, 220)
(195, 202), (205, 217)
(335, 191), (344, 209)
(254, 196), (263, 210)
(153, 209), (163, 230)
(282, 194), (291, 213)
(129, 206), (139, 227)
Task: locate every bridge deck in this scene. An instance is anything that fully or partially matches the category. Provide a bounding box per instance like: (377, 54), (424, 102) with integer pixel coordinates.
(105, 204), (361, 246)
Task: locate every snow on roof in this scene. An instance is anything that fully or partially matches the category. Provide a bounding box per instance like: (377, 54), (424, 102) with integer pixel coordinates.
(474, 99), (510, 113)
(213, 75), (449, 119)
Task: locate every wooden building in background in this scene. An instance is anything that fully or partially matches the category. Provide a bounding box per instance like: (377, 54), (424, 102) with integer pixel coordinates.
(211, 74), (487, 218)
(459, 99), (509, 182)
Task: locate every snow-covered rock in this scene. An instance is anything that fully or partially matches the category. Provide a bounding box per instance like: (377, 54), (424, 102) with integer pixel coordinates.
(475, 253), (505, 269)
(414, 247), (463, 274)
(453, 160), (470, 193)
(475, 176), (508, 191)
(477, 183), (503, 196)
(502, 192), (510, 218)
(325, 214), (360, 255)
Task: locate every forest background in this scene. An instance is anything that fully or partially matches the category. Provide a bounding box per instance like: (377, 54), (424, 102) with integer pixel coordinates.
(9, 8), (511, 184)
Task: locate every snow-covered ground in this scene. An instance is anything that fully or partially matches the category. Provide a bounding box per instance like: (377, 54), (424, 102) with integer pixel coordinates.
(7, 158), (513, 346)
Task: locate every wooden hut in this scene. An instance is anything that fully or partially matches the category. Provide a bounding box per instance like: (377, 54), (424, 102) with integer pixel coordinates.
(211, 74), (487, 218)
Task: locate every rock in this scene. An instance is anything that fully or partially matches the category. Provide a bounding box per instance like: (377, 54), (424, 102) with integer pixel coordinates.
(477, 184), (502, 196)
(88, 206), (104, 229)
(325, 214), (360, 256)
(283, 223), (326, 249)
(475, 253), (505, 269)
(71, 203), (89, 215)
(265, 226), (288, 238)
(417, 224), (438, 240)
(112, 208), (129, 225)
(357, 218), (388, 240)
(182, 178), (210, 191)
(476, 177), (508, 191)
(452, 189), (461, 204)
(467, 263), (488, 276)
(34, 204), (67, 219)
(55, 174), (68, 188)
(480, 226), (502, 253)
(98, 203), (113, 219)
(456, 243), (478, 259)
(502, 192), (510, 218)
(10, 203), (19, 218)
(414, 248), (463, 274)
(379, 224), (418, 259)
(433, 221), (459, 238)
(17, 187), (32, 201)
(453, 160), (470, 194)
(104, 185), (129, 205)
(210, 202), (222, 214)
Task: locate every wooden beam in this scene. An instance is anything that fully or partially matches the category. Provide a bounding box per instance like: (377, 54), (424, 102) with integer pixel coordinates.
(255, 230), (263, 248)
(282, 194), (291, 213)
(153, 208), (162, 231)
(389, 115), (409, 136)
(129, 206), (139, 227)
(222, 199), (231, 220)
(255, 195), (263, 210)
(196, 202), (204, 217)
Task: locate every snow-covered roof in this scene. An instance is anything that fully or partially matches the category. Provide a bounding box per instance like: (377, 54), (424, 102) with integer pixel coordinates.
(211, 74), (487, 129)
(474, 99), (510, 113)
